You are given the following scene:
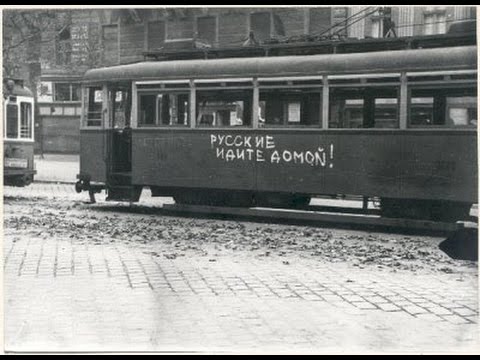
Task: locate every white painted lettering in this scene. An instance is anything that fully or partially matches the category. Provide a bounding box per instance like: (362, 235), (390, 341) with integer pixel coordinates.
(255, 136), (264, 148)
(266, 135), (275, 149)
(225, 135), (234, 147)
(282, 150), (292, 162)
(234, 135), (243, 147)
(225, 149), (235, 162)
(270, 150), (281, 164)
(293, 151), (304, 164)
(305, 151), (315, 166)
(236, 148), (245, 160)
(210, 134), (217, 148)
(315, 151), (326, 167)
(256, 150), (265, 162)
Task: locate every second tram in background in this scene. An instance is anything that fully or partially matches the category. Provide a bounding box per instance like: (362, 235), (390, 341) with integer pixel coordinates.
(76, 31), (477, 222)
(3, 78), (36, 187)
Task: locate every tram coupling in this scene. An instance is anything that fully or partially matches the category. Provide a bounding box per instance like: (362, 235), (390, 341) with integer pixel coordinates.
(75, 174), (105, 203)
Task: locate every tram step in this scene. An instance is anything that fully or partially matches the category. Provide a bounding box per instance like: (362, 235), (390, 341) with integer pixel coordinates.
(108, 172), (132, 186)
(106, 185), (142, 202)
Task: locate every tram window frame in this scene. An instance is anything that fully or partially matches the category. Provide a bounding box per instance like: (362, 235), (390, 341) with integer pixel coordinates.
(20, 102), (33, 139)
(85, 86), (104, 127)
(137, 90), (191, 127)
(328, 86), (400, 129)
(408, 85), (477, 128)
(195, 87), (253, 128)
(258, 85), (323, 128)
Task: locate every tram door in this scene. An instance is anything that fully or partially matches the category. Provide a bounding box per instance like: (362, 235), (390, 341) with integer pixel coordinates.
(106, 86), (136, 199)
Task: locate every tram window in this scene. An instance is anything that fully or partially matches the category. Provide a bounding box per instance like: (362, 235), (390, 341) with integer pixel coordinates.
(158, 93), (189, 126)
(6, 104), (18, 138)
(138, 92), (190, 127)
(112, 89), (131, 128)
(409, 87), (477, 127)
(196, 89), (252, 127)
(329, 88), (399, 128)
(138, 94), (156, 126)
(86, 87), (103, 127)
(20, 102), (33, 139)
(259, 88), (321, 127)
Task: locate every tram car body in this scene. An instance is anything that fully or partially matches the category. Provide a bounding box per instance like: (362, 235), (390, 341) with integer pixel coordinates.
(77, 41), (477, 221)
(3, 78), (36, 186)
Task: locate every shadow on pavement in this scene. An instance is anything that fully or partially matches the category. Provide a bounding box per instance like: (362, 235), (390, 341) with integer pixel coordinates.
(439, 227), (478, 261)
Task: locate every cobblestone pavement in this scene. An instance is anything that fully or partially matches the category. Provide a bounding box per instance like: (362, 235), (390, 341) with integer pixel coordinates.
(3, 183), (479, 354)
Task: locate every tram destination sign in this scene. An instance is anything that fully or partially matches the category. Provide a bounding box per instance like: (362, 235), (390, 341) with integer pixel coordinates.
(4, 158), (28, 168)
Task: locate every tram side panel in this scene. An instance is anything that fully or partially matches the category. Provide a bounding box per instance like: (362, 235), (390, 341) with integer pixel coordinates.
(79, 129), (107, 183)
(395, 130), (477, 202)
(132, 129), (256, 191)
(130, 129), (477, 205)
(253, 131), (402, 197)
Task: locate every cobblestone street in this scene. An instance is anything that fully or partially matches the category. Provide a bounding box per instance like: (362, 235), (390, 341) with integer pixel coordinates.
(3, 183), (479, 353)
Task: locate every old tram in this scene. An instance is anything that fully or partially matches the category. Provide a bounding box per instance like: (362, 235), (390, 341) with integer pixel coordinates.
(76, 35), (477, 221)
(3, 78), (36, 186)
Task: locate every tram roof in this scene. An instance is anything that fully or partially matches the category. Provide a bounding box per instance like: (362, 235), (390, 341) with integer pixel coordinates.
(83, 45), (477, 84)
(3, 79), (33, 98)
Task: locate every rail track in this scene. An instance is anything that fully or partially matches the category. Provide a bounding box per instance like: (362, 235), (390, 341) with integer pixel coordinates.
(157, 201), (478, 235)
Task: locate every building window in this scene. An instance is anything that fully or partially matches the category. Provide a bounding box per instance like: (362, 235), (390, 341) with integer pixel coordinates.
(147, 21), (165, 50)
(424, 7), (447, 35)
(370, 10), (384, 38)
(330, 7), (348, 36)
(53, 83), (81, 102)
(196, 16), (217, 45)
(250, 12), (272, 43)
(102, 24), (119, 65)
(166, 18), (194, 40)
(56, 26), (72, 65)
(370, 8), (395, 38)
(138, 91), (190, 127)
